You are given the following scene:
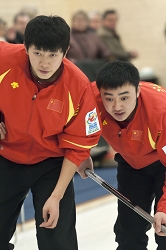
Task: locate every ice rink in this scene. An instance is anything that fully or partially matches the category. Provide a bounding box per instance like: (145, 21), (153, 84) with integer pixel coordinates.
(11, 195), (157, 250)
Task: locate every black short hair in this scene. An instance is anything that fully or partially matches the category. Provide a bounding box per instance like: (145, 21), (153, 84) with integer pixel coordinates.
(102, 9), (117, 19)
(96, 61), (140, 90)
(24, 15), (70, 54)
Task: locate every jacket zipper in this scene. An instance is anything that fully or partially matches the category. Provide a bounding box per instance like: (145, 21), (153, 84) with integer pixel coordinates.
(26, 95), (36, 164)
(118, 130), (121, 137)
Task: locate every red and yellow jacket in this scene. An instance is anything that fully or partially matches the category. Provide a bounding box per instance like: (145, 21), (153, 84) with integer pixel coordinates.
(92, 81), (166, 212)
(0, 42), (102, 166)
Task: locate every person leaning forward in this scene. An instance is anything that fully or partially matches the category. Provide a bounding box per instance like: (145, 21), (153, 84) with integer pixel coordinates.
(0, 15), (102, 250)
(82, 61), (166, 250)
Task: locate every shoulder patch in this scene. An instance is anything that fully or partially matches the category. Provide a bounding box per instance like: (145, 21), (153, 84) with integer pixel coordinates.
(162, 146), (166, 154)
(85, 108), (101, 135)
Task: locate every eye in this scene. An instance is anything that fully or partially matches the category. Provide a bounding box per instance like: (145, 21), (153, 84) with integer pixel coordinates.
(106, 97), (113, 102)
(121, 96), (128, 101)
(50, 54), (57, 57)
(34, 52), (40, 56)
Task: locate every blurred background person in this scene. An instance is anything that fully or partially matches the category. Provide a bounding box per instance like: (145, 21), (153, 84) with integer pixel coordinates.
(5, 12), (31, 44)
(20, 5), (38, 19)
(0, 17), (7, 41)
(67, 10), (112, 64)
(98, 9), (138, 61)
(88, 10), (102, 32)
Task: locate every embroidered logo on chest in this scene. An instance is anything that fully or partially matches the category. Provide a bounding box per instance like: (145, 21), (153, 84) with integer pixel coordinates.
(11, 82), (19, 89)
(131, 130), (143, 142)
(47, 98), (64, 113)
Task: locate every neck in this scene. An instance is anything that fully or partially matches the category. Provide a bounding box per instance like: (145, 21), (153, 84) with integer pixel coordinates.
(30, 64), (63, 86)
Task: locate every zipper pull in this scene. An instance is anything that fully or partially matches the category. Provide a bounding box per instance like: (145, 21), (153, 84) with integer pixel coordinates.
(32, 94), (36, 101)
(118, 131), (121, 137)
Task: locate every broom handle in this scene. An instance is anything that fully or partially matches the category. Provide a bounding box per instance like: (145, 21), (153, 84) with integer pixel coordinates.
(85, 169), (166, 234)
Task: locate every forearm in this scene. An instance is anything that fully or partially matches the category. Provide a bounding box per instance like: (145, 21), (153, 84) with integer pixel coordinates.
(50, 157), (77, 200)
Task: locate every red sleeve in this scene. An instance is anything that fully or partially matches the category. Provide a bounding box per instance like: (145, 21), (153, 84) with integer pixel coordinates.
(157, 182), (166, 213)
(57, 82), (102, 166)
(156, 114), (166, 213)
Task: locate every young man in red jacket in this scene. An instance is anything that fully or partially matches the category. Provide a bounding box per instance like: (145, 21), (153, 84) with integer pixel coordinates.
(92, 61), (166, 249)
(0, 15), (101, 250)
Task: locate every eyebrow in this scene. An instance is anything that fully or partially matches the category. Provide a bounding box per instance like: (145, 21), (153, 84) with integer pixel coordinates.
(104, 91), (129, 96)
(33, 48), (58, 53)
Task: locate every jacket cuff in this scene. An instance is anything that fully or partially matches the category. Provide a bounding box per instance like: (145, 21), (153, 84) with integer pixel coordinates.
(64, 149), (90, 167)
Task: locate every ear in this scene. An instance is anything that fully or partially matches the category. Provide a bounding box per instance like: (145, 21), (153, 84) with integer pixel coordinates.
(63, 46), (70, 58)
(24, 43), (28, 55)
(137, 84), (141, 98)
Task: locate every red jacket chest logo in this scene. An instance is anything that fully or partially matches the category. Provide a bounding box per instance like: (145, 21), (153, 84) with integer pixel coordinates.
(47, 98), (64, 113)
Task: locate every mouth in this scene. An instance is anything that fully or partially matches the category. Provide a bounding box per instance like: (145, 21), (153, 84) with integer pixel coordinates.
(39, 70), (50, 74)
(114, 111), (124, 115)
(113, 111), (125, 118)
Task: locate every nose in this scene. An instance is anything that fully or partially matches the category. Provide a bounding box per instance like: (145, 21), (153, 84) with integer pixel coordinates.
(40, 57), (50, 68)
(113, 100), (121, 110)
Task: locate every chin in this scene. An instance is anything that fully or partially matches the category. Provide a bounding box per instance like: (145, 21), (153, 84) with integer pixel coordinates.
(41, 76), (50, 79)
(38, 74), (51, 79)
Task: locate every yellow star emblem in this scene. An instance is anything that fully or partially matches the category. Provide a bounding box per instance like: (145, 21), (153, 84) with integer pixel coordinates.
(103, 120), (107, 125)
(11, 82), (19, 89)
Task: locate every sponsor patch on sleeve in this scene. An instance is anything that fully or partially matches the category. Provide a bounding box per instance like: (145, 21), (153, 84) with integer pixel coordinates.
(85, 108), (101, 135)
(162, 146), (166, 154)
